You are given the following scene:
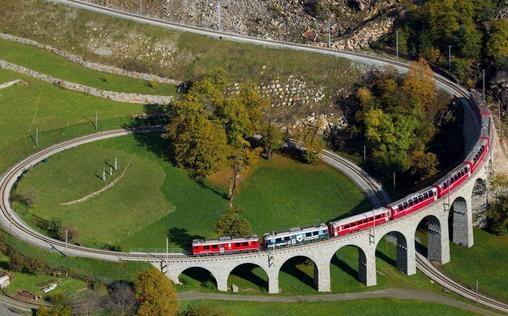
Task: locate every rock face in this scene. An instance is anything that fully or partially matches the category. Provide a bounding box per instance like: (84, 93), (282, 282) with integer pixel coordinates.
(84, 0), (401, 50)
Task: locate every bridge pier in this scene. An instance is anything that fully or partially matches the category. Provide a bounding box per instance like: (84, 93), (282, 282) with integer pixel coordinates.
(267, 269), (279, 294)
(451, 198), (474, 248)
(314, 258), (331, 292)
(396, 230), (416, 275)
(359, 246), (376, 286)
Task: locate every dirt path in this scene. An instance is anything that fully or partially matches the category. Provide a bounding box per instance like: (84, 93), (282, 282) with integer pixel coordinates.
(177, 289), (500, 316)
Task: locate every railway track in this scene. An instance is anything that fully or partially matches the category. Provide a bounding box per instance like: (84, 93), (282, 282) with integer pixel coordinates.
(3, 1), (505, 313)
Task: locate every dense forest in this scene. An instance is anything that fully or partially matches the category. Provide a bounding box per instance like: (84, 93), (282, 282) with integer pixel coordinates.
(376, 0), (507, 88)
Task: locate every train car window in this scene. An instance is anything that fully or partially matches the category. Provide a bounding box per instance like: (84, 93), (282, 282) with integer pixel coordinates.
(212, 245), (219, 249)
(204, 245), (209, 250)
(235, 243), (241, 247)
(408, 200), (413, 207)
(313, 231), (318, 236)
(419, 196), (423, 203)
(423, 192), (428, 199)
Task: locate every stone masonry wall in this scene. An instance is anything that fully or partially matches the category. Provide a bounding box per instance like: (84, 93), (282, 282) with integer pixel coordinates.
(0, 60), (173, 105)
(0, 33), (180, 85)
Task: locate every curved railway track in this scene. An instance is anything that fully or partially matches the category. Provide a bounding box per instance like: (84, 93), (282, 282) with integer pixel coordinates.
(2, 0), (505, 313)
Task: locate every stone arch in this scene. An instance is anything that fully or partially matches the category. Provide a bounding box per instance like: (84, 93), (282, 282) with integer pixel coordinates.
(227, 263), (268, 293)
(375, 230), (414, 275)
(279, 255), (319, 293)
(471, 177), (488, 228)
(329, 244), (371, 288)
(178, 267), (218, 290)
(415, 215), (447, 263)
(448, 196), (473, 247)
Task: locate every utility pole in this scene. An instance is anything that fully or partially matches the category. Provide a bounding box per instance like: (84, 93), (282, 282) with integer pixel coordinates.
(482, 69), (486, 102)
(65, 229), (68, 258)
(95, 109), (98, 131)
(35, 127), (39, 149)
(139, 0), (142, 15)
(393, 172), (396, 188)
(363, 146), (366, 164)
(476, 280), (479, 303)
(114, 157), (118, 170)
(396, 30), (399, 61)
(216, 0), (222, 31)
(166, 237), (169, 263)
(328, 18), (331, 48)
(448, 45), (452, 73)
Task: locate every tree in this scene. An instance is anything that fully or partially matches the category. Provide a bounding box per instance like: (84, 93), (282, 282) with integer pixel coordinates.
(106, 281), (136, 316)
(487, 20), (508, 60)
(227, 148), (248, 208)
(486, 174), (508, 235)
(261, 122), (283, 160)
(292, 122), (324, 165)
(135, 268), (179, 316)
(402, 58), (436, 112)
(165, 98), (229, 180)
(215, 206), (252, 237)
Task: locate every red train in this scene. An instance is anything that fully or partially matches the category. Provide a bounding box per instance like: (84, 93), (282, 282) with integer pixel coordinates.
(192, 236), (259, 255)
(191, 99), (491, 255)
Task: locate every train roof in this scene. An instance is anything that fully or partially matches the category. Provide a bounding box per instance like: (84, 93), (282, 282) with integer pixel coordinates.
(329, 207), (389, 227)
(387, 186), (436, 208)
(262, 223), (327, 239)
(192, 235), (258, 246)
(433, 161), (469, 187)
(464, 138), (488, 161)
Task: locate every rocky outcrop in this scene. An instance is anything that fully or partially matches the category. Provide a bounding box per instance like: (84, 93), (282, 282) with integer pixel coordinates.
(84, 0), (401, 50)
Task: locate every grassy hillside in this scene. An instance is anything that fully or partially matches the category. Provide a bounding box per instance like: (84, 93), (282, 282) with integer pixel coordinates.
(0, 37), (176, 95)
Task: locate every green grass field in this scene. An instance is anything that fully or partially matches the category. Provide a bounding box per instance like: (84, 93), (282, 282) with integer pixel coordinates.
(0, 37), (177, 96)
(179, 299), (478, 316)
(441, 228), (508, 303)
(0, 68), (143, 172)
(14, 134), (367, 251)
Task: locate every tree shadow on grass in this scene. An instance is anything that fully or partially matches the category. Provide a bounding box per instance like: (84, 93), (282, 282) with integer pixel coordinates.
(375, 249), (397, 267)
(167, 227), (204, 249)
(196, 180), (228, 200)
(331, 253), (358, 280)
(124, 104), (174, 163)
(229, 263), (268, 292)
(280, 256), (315, 290)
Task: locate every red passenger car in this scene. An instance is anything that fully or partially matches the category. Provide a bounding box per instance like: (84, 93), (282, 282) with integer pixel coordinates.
(433, 163), (471, 198)
(388, 187), (438, 220)
(191, 236), (259, 255)
(328, 207), (390, 237)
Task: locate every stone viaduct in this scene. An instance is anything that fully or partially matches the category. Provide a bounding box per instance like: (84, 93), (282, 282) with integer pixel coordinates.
(155, 96), (491, 294)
